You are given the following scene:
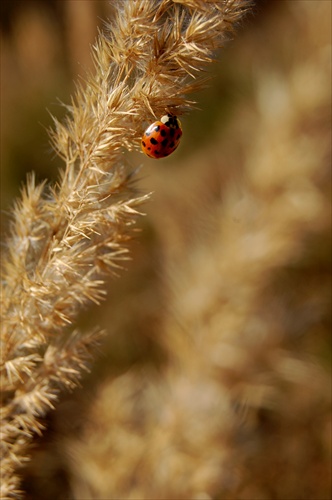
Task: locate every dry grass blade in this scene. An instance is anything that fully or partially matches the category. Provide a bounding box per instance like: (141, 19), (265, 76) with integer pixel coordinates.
(0, 0), (251, 497)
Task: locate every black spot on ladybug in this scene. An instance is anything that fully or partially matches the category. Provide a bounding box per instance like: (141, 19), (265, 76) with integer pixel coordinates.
(155, 150), (160, 155)
(142, 140), (146, 147)
(176, 133), (181, 140)
(169, 141), (175, 148)
(150, 137), (158, 145)
(161, 139), (168, 147)
(170, 129), (175, 138)
(160, 129), (167, 137)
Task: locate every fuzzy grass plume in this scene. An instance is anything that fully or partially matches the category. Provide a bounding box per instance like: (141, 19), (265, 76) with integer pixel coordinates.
(0, 0), (251, 497)
(61, 3), (331, 499)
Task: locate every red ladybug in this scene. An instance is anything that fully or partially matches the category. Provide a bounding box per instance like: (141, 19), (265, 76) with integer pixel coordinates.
(141, 114), (182, 159)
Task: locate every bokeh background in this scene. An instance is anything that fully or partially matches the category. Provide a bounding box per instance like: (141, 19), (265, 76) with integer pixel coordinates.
(1, 1), (331, 499)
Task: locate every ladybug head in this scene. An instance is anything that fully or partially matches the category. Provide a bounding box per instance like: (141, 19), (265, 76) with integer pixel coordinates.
(160, 114), (181, 129)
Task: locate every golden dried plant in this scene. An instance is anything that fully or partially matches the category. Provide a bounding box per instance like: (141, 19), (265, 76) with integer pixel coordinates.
(60, 2), (330, 499)
(0, 0), (251, 498)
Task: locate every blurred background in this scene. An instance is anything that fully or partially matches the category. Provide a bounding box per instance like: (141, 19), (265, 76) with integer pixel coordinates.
(1, 1), (331, 499)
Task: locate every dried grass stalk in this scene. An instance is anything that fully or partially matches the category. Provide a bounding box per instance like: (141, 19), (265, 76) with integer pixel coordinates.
(63, 3), (331, 498)
(0, 0), (251, 497)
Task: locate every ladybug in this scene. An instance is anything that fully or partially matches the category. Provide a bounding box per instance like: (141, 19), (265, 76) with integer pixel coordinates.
(141, 114), (182, 159)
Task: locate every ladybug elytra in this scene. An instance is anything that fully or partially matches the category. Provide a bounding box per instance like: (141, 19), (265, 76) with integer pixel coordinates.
(141, 114), (182, 159)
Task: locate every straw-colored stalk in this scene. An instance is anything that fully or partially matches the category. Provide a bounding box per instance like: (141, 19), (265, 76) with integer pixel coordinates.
(64, 3), (331, 498)
(0, 0), (251, 498)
